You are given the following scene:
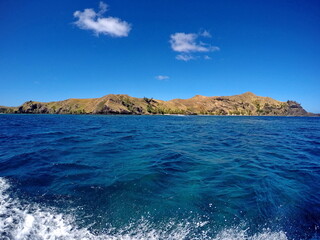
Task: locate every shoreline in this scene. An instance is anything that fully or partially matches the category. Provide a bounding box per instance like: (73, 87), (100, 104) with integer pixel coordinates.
(0, 113), (318, 117)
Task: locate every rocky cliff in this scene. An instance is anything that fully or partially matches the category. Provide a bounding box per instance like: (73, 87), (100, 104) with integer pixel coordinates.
(0, 92), (313, 116)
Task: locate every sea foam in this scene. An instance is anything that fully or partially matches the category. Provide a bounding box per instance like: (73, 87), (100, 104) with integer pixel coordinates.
(0, 177), (290, 240)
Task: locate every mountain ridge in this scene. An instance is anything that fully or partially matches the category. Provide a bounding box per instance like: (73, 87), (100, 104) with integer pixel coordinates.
(0, 92), (315, 116)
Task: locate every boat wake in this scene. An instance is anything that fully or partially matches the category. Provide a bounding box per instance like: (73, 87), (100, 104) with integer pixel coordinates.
(0, 177), (292, 240)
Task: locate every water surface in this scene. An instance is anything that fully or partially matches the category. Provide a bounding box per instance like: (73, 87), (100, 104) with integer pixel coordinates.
(0, 115), (319, 239)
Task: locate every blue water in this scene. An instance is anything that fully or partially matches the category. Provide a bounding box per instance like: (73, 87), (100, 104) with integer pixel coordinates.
(0, 115), (319, 239)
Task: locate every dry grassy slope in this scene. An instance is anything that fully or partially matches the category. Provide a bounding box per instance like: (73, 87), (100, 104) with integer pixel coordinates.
(0, 92), (311, 116)
(160, 92), (293, 115)
(0, 106), (17, 113)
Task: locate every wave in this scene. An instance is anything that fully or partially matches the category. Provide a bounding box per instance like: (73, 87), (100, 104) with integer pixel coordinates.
(0, 177), (292, 240)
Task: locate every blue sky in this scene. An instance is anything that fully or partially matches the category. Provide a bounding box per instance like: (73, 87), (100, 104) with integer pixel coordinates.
(0, 0), (319, 112)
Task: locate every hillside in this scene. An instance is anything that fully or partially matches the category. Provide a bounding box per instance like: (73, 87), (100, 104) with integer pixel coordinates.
(0, 92), (313, 116)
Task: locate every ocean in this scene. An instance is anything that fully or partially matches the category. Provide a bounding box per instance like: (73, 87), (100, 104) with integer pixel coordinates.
(0, 114), (319, 240)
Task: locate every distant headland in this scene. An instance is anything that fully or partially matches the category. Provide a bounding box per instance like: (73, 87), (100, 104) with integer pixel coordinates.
(0, 92), (316, 116)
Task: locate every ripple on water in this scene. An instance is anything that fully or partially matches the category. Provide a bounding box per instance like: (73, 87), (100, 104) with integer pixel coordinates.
(0, 115), (319, 239)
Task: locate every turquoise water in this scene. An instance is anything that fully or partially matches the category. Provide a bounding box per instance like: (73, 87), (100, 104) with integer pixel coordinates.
(0, 115), (319, 239)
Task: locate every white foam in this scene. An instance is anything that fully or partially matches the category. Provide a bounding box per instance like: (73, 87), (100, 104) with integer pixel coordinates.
(0, 177), (290, 240)
(213, 228), (287, 240)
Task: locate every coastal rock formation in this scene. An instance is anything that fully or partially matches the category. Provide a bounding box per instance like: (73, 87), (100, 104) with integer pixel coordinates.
(0, 92), (313, 116)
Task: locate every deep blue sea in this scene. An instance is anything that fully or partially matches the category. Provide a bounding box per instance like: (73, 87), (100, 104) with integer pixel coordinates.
(0, 115), (320, 240)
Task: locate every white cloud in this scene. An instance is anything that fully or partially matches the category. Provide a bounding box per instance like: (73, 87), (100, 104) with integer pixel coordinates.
(170, 33), (210, 53)
(200, 30), (212, 38)
(176, 54), (196, 62)
(98, 1), (108, 15)
(170, 32), (219, 53)
(73, 1), (131, 37)
(170, 31), (219, 61)
(204, 55), (212, 60)
(155, 75), (170, 81)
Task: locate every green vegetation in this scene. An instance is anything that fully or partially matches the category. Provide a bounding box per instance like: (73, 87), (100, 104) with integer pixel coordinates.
(120, 96), (135, 112)
(96, 100), (107, 113)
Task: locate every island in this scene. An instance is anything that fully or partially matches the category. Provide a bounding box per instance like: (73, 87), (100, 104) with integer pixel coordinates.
(0, 92), (315, 116)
